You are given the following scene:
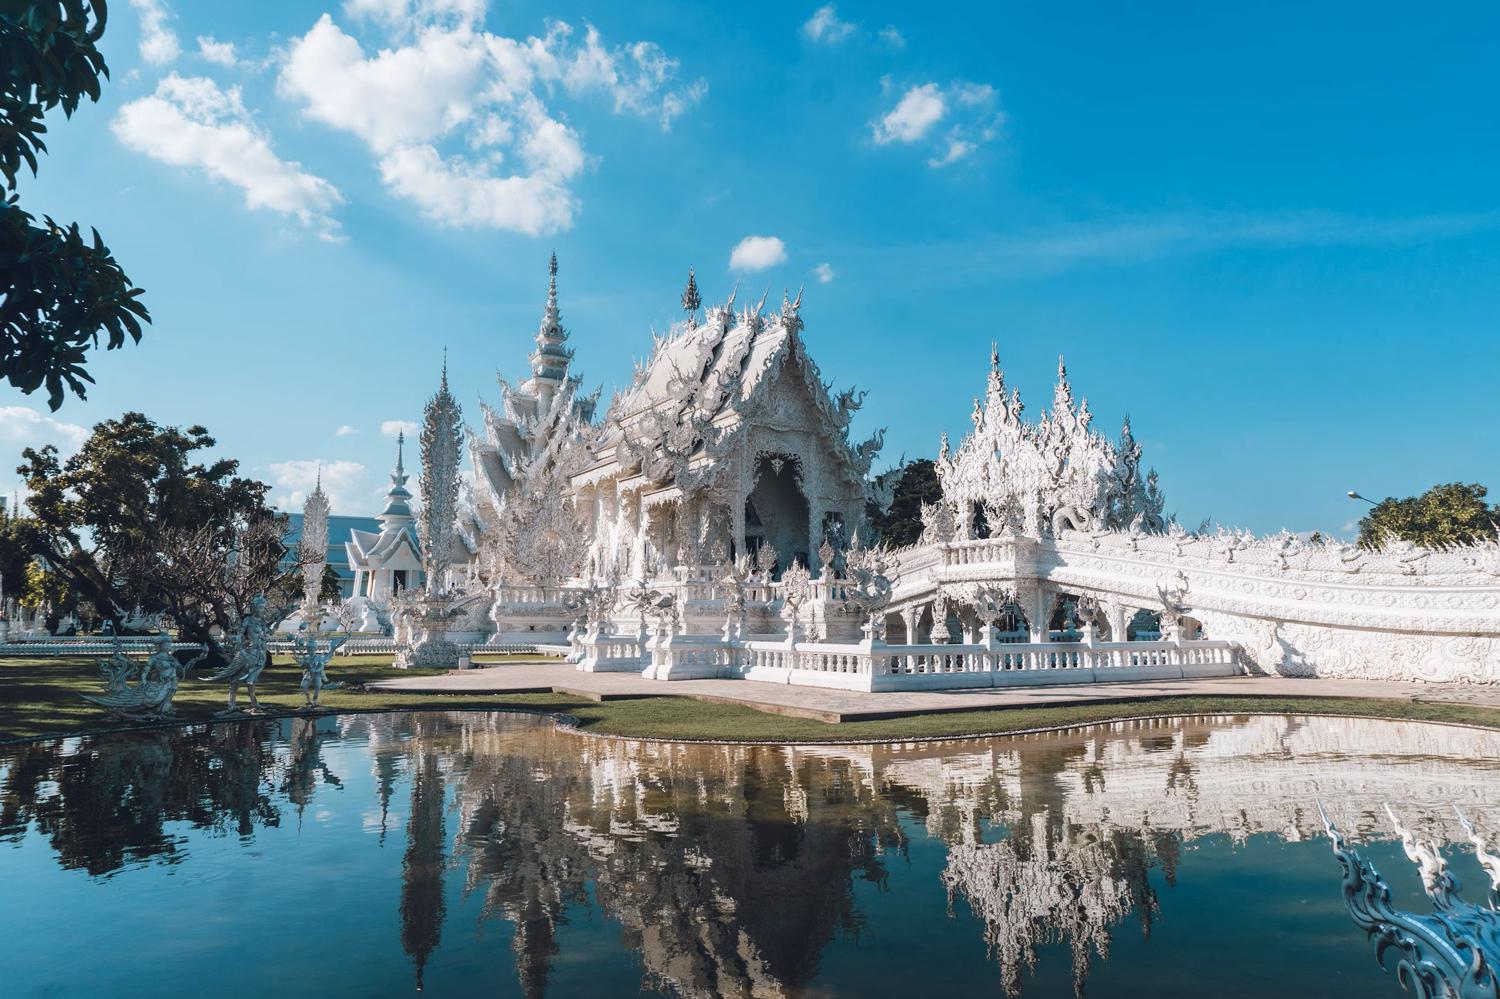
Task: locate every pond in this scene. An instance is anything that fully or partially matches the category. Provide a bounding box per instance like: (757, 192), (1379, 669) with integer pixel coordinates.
(3, 711), (1498, 998)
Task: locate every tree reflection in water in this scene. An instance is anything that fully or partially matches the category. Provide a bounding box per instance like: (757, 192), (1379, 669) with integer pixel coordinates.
(0, 721), (283, 875)
(4, 711), (1500, 996)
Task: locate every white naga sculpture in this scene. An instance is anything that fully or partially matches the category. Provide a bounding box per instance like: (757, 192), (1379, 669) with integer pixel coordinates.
(80, 635), (206, 720)
(1322, 803), (1500, 999)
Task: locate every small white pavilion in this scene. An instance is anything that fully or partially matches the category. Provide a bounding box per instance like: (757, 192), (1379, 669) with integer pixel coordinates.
(346, 432), (423, 599)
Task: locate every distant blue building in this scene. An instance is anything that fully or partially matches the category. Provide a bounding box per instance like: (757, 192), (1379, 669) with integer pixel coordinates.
(281, 512), (379, 600)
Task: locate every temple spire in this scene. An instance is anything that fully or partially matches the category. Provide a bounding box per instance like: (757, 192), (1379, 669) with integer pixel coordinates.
(528, 253), (572, 389)
(681, 266), (701, 318)
(378, 431), (414, 532)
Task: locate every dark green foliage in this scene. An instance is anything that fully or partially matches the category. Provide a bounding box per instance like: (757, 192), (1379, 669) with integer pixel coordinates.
(1, 1), (149, 408)
(0, 500), (35, 602)
(17, 412), (293, 647)
(1357, 482), (1499, 549)
(866, 459), (942, 548)
(318, 562), (343, 603)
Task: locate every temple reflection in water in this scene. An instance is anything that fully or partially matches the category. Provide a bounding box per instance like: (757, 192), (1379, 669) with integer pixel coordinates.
(4, 712), (1498, 997)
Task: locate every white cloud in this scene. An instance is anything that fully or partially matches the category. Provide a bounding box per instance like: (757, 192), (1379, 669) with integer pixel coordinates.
(928, 134), (975, 167)
(279, 16), (490, 154)
(803, 5), (857, 43)
(335, 424), (359, 437)
(128, 0), (180, 66)
(659, 79), (709, 129)
(560, 25), (708, 130)
(878, 26), (905, 48)
(872, 83), (946, 144)
(955, 82), (996, 106)
(872, 80), (1004, 166)
(196, 36), (238, 67)
(275, 12), (702, 235)
(344, 0), (486, 30)
(812, 262), (835, 284)
(112, 74), (344, 239)
(0, 406), (90, 505)
(381, 420), (418, 438)
(729, 235), (788, 272)
(379, 141), (577, 234)
(0, 406), (89, 454)
(267, 459), (370, 513)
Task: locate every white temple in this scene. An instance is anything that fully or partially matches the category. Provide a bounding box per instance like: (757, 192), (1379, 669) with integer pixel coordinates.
(346, 432), (423, 601)
(355, 256), (1500, 685)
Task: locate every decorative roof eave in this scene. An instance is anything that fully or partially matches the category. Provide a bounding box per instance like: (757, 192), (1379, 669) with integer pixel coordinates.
(640, 483), (685, 509)
(739, 321), (883, 479)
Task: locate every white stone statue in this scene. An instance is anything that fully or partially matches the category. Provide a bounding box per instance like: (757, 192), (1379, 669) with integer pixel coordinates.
(205, 595), (276, 714)
(80, 635), (206, 720)
(291, 623), (347, 709)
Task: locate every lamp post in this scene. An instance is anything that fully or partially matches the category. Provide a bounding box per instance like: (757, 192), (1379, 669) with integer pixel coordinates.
(1347, 491), (1377, 506)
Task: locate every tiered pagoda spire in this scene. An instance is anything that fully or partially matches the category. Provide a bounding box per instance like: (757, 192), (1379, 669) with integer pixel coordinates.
(379, 431), (415, 530)
(526, 253), (574, 406)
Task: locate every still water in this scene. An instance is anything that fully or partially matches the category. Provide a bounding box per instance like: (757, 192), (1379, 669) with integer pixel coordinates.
(3, 711), (1498, 998)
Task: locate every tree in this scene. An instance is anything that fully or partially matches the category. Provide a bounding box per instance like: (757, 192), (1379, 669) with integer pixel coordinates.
(17, 412), (304, 653)
(1357, 482), (1499, 549)
(20, 556), (65, 610)
(2, 1), (149, 408)
(318, 563), (342, 604)
(865, 459), (942, 548)
(0, 503), (36, 606)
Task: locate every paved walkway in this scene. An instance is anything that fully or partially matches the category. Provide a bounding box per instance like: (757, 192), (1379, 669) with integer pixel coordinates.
(368, 661), (1500, 724)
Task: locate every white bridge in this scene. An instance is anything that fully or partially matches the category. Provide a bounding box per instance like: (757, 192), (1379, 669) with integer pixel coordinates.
(537, 521), (1500, 690)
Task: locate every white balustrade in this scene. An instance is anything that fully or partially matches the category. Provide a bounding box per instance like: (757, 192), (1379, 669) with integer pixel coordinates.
(579, 627), (1244, 691)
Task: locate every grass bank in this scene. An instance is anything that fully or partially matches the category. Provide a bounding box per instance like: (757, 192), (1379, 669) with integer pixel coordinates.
(4, 655), (1500, 745)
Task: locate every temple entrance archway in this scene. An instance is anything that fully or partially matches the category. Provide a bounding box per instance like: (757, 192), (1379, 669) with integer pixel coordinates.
(745, 454), (810, 579)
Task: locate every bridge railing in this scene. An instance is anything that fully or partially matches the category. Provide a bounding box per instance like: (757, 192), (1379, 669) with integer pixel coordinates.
(602, 632), (1243, 690)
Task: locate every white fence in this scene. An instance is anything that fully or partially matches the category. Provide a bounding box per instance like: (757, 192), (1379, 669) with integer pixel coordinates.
(579, 632), (1244, 691)
(0, 637), (550, 659)
(0, 640), (206, 658)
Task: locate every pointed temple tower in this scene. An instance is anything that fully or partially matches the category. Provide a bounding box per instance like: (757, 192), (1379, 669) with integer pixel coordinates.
(419, 356), (464, 597)
(526, 253), (574, 415)
(298, 466), (331, 609)
(347, 431), (423, 599)
(471, 255), (598, 524)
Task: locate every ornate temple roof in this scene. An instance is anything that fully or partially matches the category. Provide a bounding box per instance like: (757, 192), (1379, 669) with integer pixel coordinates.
(347, 432), (421, 570)
(578, 283), (883, 493)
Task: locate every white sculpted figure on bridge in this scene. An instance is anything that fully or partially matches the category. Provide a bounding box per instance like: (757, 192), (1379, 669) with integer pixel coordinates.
(934, 348), (1166, 540)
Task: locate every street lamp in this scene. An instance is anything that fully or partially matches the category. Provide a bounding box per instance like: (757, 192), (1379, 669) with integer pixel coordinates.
(1347, 491), (1377, 506)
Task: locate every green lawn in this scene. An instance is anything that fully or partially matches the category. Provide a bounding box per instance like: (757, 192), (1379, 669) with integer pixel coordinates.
(3, 654), (1499, 744)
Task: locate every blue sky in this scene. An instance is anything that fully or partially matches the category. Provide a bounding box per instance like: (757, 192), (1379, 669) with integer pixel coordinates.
(4, 0), (1498, 537)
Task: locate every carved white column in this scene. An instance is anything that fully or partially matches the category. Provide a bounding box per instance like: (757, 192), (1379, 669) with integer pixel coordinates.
(900, 606), (918, 645)
(808, 502), (824, 576)
(1099, 601), (1127, 642)
(732, 492), (746, 562)
(1030, 587), (1050, 643)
